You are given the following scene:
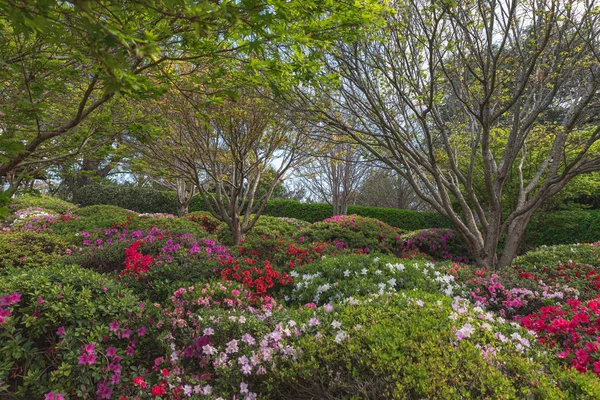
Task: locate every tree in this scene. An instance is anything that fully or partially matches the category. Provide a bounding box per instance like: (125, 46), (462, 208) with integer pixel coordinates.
(296, 137), (369, 215)
(296, 0), (600, 269)
(0, 0), (382, 180)
(135, 89), (309, 244)
(356, 167), (427, 210)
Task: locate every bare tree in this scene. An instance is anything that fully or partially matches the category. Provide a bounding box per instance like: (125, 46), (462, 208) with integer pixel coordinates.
(294, 0), (600, 268)
(136, 90), (308, 244)
(297, 137), (369, 215)
(356, 167), (428, 210)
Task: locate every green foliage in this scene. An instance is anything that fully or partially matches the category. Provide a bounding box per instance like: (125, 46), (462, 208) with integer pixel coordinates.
(513, 244), (600, 269)
(10, 195), (77, 214)
(0, 232), (67, 269)
(74, 204), (137, 218)
(525, 210), (600, 248)
(73, 185), (178, 214)
(0, 265), (150, 397)
(128, 216), (212, 239)
(274, 292), (590, 399)
(296, 215), (404, 253)
(286, 254), (456, 304)
(260, 200), (333, 223)
(217, 215), (300, 245)
(52, 213), (130, 240)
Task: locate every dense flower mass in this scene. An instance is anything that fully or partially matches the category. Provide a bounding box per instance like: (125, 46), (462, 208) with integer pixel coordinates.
(2, 199), (600, 399)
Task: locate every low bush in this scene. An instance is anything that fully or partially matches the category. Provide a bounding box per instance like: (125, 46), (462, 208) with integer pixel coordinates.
(74, 204), (137, 218)
(0, 232), (68, 269)
(125, 216), (213, 239)
(9, 195), (77, 214)
(185, 211), (221, 234)
(521, 296), (600, 376)
(400, 228), (472, 263)
(217, 215), (301, 245)
(513, 244), (600, 269)
(296, 214), (404, 254)
(0, 265), (160, 399)
(273, 292), (599, 399)
(286, 254), (457, 304)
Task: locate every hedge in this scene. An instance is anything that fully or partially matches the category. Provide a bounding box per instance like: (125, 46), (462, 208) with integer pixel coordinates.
(525, 209), (600, 248)
(73, 185), (178, 214)
(72, 185), (600, 244)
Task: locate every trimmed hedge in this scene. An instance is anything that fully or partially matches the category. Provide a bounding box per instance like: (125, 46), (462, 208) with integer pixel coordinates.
(73, 185), (178, 214)
(525, 210), (600, 248)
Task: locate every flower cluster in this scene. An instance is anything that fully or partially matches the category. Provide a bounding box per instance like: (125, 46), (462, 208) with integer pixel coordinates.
(399, 228), (472, 264)
(521, 297), (600, 375)
(221, 258), (292, 294)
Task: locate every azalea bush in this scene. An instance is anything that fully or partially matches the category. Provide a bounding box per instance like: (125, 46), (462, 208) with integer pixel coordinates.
(286, 254), (457, 304)
(521, 296), (600, 377)
(9, 195), (77, 215)
(399, 228), (472, 263)
(185, 211), (221, 234)
(296, 214), (404, 253)
(272, 291), (600, 399)
(0, 232), (68, 269)
(0, 265), (161, 399)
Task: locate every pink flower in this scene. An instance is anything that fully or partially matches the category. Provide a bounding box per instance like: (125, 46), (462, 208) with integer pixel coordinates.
(56, 326), (65, 336)
(121, 328), (132, 338)
(106, 347), (117, 357)
(137, 326), (147, 337)
(109, 321), (120, 332)
(84, 342), (96, 354)
(45, 392), (65, 400)
(36, 297), (45, 304)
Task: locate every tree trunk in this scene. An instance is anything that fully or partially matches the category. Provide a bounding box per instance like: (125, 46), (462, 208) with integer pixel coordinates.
(497, 214), (532, 269)
(231, 218), (244, 246)
(177, 201), (189, 217)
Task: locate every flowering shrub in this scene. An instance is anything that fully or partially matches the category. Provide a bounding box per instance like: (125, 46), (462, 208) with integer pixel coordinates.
(185, 211), (221, 234)
(237, 237), (349, 270)
(521, 297), (600, 376)
(296, 214), (404, 254)
(220, 257), (293, 295)
(9, 195), (77, 214)
(0, 232), (68, 269)
(138, 212), (176, 219)
(273, 291), (599, 399)
(0, 265), (160, 399)
(399, 228), (472, 263)
(286, 254), (458, 304)
(116, 281), (298, 399)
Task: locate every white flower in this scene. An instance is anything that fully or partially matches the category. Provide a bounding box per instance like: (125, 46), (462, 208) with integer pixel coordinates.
(361, 268), (368, 275)
(344, 269), (351, 277)
(334, 330), (348, 343)
(375, 269), (382, 275)
(331, 320), (342, 329)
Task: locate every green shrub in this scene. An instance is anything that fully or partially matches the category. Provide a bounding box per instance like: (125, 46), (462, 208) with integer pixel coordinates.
(0, 232), (68, 269)
(52, 213), (131, 240)
(286, 254), (456, 304)
(73, 184), (178, 214)
(9, 194), (77, 214)
(74, 204), (137, 218)
(273, 292), (598, 399)
(525, 210), (600, 248)
(513, 244), (600, 269)
(295, 214), (404, 253)
(0, 265), (159, 398)
(217, 215), (300, 245)
(127, 216), (212, 239)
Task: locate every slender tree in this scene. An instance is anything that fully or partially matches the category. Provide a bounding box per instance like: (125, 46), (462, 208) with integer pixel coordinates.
(295, 0), (600, 269)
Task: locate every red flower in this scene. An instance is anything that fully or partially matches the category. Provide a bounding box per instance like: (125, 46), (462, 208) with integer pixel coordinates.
(151, 385), (165, 396)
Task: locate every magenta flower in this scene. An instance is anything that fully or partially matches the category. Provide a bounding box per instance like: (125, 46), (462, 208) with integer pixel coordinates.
(56, 326), (65, 336)
(36, 297), (45, 304)
(121, 328), (131, 338)
(106, 347), (117, 357)
(137, 326), (147, 337)
(96, 382), (112, 400)
(84, 342), (96, 354)
(45, 392), (65, 400)
(109, 321), (119, 332)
